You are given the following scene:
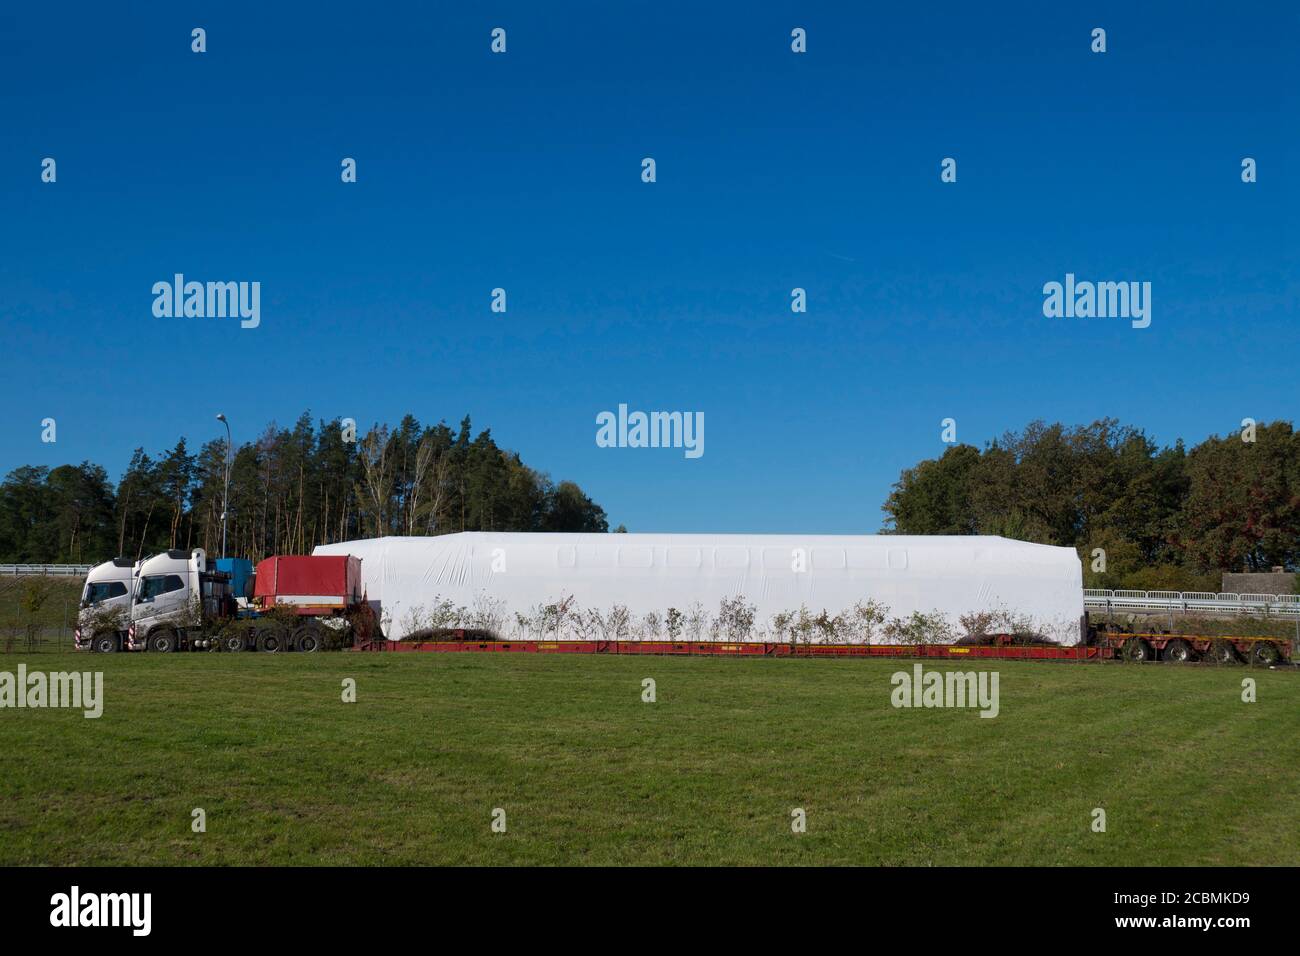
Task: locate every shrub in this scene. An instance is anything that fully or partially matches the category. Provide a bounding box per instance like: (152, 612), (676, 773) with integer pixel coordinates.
(581, 604), (631, 641)
(684, 602), (709, 641)
(465, 594), (507, 636)
(712, 596), (756, 642)
(770, 609), (796, 644)
(841, 599), (889, 644)
(885, 610), (954, 645)
(665, 607), (684, 641)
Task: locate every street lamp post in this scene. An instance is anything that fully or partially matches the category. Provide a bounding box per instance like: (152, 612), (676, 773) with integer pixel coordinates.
(216, 414), (232, 557)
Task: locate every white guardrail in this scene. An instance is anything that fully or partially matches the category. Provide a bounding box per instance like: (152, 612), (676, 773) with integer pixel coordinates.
(1084, 588), (1300, 617)
(0, 564), (94, 576)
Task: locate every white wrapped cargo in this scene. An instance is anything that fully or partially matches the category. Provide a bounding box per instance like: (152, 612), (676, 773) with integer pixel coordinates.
(313, 533), (1085, 645)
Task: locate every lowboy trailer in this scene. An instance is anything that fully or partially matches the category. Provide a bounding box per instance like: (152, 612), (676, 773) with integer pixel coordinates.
(1094, 627), (1291, 666)
(357, 636), (1109, 660)
(355, 627), (1293, 665)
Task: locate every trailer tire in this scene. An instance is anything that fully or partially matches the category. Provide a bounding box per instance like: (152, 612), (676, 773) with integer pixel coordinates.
(1207, 640), (1239, 665)
(1122, 638), (1153, 663)
(1163, 638), (1193, 664)
(222, 633), (246, 653)
(1250, 642), (1281, 667)
(256, 628), (285, 653)
(149, 630), (177, 653)
(93, 634), (118, 654)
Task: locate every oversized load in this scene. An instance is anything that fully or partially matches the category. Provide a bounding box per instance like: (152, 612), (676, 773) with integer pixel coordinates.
(313, 533), (1085, 645)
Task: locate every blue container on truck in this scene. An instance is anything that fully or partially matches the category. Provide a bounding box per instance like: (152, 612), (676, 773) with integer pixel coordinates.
(213, 558), (254, 599)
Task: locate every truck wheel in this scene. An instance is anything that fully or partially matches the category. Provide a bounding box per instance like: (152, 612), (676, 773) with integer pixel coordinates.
(1122, 638), (1152, 663)
(149, 630), (176, 653)
(1163, 638), (1193, 664)
(1250, 642), (1281, 667)
(93, 634), (118, 653)
(294, 625), (323, 653)
(1207, 640), (1239, 665)
(256, 628), (285, 653)
(222, 633), (245, 653)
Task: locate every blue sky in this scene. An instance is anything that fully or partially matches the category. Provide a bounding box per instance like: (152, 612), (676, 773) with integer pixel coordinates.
(1, 1), (1295, 533)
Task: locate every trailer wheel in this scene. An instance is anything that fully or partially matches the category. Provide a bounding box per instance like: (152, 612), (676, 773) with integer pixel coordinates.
(93, 634), (118, 654)
(149, 630), (176, 653)
(222, 633), (246, 653)
(1122, 638), (1153, 663)
(256, 627), (285, 653)
(1163, 638), (1193, 664)
(1207, 639), (1239, 665)
(1250, 642), (1281, 667)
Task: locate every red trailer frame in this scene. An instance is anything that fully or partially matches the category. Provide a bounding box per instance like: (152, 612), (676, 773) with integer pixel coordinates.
(1097, 629), (1291, 665)
(354, 635), (1110, 661)
(354, 628), (1294, 664)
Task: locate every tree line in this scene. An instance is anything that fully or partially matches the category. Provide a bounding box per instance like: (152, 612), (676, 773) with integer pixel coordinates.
(0, 413), (609, 564)
(7, 413), (1295, 592)
(881, 419), (1299, 591)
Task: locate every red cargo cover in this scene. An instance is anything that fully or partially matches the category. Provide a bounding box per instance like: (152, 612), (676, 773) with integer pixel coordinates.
(254, 555), (361, 605)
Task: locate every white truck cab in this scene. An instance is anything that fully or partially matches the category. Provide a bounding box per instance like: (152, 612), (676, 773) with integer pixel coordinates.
(127, 549), (208, 651)
(75, 557), (137, 652)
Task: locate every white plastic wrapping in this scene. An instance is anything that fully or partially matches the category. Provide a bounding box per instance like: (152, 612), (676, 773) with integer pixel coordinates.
(313, 532), (1085, 644)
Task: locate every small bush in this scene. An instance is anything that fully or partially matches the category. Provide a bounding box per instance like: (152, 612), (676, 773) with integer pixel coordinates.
(665, 607), (684, 641)
(711, 596), (756, 642)
(885, 610), (954, 646)
(684, 602), (709, 641)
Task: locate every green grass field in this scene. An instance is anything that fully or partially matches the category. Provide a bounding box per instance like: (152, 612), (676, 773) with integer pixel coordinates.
(0, 651), (1296, 866)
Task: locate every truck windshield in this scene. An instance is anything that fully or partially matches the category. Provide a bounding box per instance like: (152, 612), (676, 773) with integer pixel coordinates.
(84, 581), (127, 604)
(138, 575), (185, 600)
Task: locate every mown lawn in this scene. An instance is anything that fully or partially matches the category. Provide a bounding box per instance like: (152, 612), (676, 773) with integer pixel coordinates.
(0, 651), (1295, 865)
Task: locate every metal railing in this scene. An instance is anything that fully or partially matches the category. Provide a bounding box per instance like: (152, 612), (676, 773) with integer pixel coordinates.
(1084, 588), (1300, 617)
(0, 564), (94, 577)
